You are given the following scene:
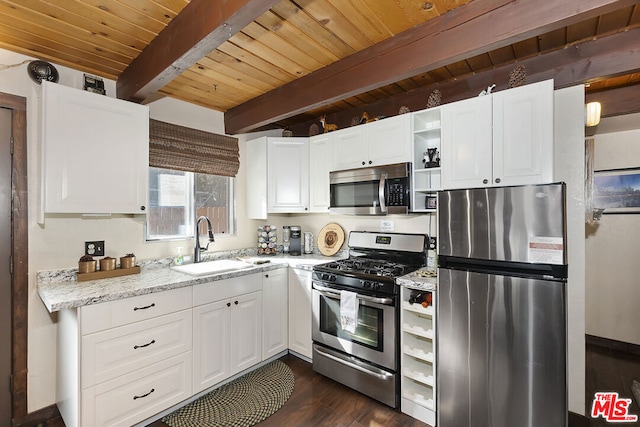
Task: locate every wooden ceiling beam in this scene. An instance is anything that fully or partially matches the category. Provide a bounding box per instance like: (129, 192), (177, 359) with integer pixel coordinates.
(225, 0), (639, 134)
(116, 0), (280, 103)
(287, 26), (640, 135)
(587, 84), (640, 117)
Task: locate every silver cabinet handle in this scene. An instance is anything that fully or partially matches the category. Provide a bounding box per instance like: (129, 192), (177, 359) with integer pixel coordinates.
(313, 283), (394, 305)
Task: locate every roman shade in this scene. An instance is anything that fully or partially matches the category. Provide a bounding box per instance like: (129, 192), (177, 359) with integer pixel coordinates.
(149, 119), (239, 177)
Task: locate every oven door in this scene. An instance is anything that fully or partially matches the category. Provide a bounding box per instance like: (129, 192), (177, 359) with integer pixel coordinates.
(312, 282), (397, 370)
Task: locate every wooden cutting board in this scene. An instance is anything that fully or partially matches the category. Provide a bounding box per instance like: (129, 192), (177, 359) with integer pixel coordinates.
(317, 223), (345, 256)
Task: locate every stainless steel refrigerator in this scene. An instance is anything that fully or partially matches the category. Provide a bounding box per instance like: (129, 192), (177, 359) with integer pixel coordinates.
(437, 183), (567, 427)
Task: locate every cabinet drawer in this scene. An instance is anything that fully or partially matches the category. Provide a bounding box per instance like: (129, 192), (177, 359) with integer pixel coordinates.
(81, 353), (192, 427)
(81, 286), (192, 334)
(193, 274), (262, 306)
(82, 309), (192, 388)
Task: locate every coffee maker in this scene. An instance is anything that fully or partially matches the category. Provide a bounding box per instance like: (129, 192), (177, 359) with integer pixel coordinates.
(289, 226), (302, 256)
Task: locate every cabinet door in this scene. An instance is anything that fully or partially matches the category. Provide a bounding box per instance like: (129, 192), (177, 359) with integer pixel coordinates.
(332, 126), (367, 170)
(192, 300), (230, 393)
(367, 114), (411, 166)
(288, 268), (313, 360)
(230, 291), (263, 375)
(246, 137), (268, 219)
(441, 96), (493, 189)
(42, 81), (148, 215)
(267, 138), (309, 213)
(309, 134), (333, 212)
(262, 269), (288, 360)
(493, 79), (554, 186)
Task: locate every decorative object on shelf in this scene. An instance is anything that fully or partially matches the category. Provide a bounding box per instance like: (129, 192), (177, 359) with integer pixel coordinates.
(319, 115), (338, 133)
(426, 89), (442, 108)
(508, 64), (527, 88)
(99, 256), (116, 271)
(317, 223), (345, 256)
(422, 148), (440, 168)
(27, 60), (59, 84)
(399, 105), (411, 114)
(478, 84), (496, 96)
(258, 225), (277, 255)
(359, 112), (379, 124)
(308, 123), (320, 136)
(78, 255), (97, 274)
(282, 128), (293, 137)
(83, 74), (105, 95)
(425, 195), (437, 210)
(119, 253), (136, 269)
(350, 116), (360, 126)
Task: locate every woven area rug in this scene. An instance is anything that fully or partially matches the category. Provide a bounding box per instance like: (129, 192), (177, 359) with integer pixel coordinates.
(162, 360), (294, 427)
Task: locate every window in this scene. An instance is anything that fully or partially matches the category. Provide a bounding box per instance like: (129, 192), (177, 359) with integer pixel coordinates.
(146, 167), (236, 241)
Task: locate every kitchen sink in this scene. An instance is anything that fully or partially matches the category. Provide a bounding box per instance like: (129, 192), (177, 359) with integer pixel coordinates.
(172, 259), (253, 276)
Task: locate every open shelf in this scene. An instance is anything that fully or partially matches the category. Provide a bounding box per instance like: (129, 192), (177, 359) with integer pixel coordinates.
(411, 107), (441, 213)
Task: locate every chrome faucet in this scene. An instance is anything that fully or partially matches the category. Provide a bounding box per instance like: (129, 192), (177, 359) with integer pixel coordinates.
(194, 216), (215, 263)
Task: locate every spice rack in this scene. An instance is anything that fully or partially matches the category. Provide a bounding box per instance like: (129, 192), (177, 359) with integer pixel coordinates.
(77, 266), (140, 282)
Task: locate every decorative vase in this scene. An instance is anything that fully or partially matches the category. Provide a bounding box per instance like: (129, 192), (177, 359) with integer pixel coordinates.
(78, 260), (97, 274)
(99, 257), (116, 271)
(120, 256), (136, 269)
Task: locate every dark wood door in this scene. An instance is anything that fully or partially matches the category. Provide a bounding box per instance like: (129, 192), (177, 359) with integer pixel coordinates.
(0, 107), (12, 423)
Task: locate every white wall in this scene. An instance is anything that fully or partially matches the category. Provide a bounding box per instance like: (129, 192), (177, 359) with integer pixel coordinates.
(586, 128), (640, 345)
(0, 48), (278, 411)
(554, 85), (586, 415)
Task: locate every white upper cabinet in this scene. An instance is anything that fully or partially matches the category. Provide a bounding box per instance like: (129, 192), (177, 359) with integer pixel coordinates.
(441, 79), (554, 189)
(246, 137), (268, 220)
(309, 134), (333, 213)
(267, 137), (309, 213)
(41, 81), (149, 217)
(492, 79), (554, 186)
(333, 114), (411, 170)
(441, 95), (493, 189)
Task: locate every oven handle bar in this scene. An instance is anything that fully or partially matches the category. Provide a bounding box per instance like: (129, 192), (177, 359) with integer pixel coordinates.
(312, 283), (394, 306)
(314, 345), (394, 381)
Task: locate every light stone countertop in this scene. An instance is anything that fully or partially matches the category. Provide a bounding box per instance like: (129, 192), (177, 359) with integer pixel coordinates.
(397, 267), (437, 292)
(37, 251), (344, 313)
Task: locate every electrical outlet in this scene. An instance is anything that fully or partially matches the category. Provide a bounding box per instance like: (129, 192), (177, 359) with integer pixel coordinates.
(428, 237), (437, 251)
(85, 241), (105, 256)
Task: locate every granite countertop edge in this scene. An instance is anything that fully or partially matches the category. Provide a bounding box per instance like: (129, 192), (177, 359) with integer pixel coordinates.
(397, 267), (437, 292)
(37, 251), (346, 313)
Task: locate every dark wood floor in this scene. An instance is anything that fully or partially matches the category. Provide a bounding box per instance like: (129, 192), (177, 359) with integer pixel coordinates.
(148, 353), (428, 427)
(147, 341), (640, 427)
(586, 341), (640, 426)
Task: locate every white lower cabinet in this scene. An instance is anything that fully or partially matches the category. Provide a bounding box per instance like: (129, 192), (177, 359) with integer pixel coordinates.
(58, 287), (193, 427)
(192, 274), (263, 394)
(262, 268), (289, 360)
(288, 267), (313, 360)
(400, 287), (437, 426)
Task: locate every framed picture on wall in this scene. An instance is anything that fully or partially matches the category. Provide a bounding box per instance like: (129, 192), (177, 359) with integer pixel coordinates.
(594, 168), (640, 213)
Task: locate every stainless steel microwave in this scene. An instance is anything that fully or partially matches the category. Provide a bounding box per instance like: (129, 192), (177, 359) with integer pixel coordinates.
(329, 162), (411, 215)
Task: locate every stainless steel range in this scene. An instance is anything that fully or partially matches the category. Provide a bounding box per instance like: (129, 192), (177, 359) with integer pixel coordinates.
(312, 231), (428, 408)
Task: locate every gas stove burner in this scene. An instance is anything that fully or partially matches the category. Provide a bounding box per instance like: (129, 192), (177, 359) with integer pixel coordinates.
(317, 257), (417, 278)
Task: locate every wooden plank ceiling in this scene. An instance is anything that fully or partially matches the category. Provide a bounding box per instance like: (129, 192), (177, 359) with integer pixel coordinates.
(0, 0), (639, 135)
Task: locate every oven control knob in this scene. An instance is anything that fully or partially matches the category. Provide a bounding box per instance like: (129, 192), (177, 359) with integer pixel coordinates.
(362, 281), (371, 288)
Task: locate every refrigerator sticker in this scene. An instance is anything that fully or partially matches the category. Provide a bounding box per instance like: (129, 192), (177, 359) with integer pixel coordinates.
(529, 236), (564, 264)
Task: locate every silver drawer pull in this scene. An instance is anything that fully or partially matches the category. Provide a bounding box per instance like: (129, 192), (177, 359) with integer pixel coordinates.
(133, 303), (155, 311)
(133, 339), (156, 350)
(133, 388), (155, 400)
